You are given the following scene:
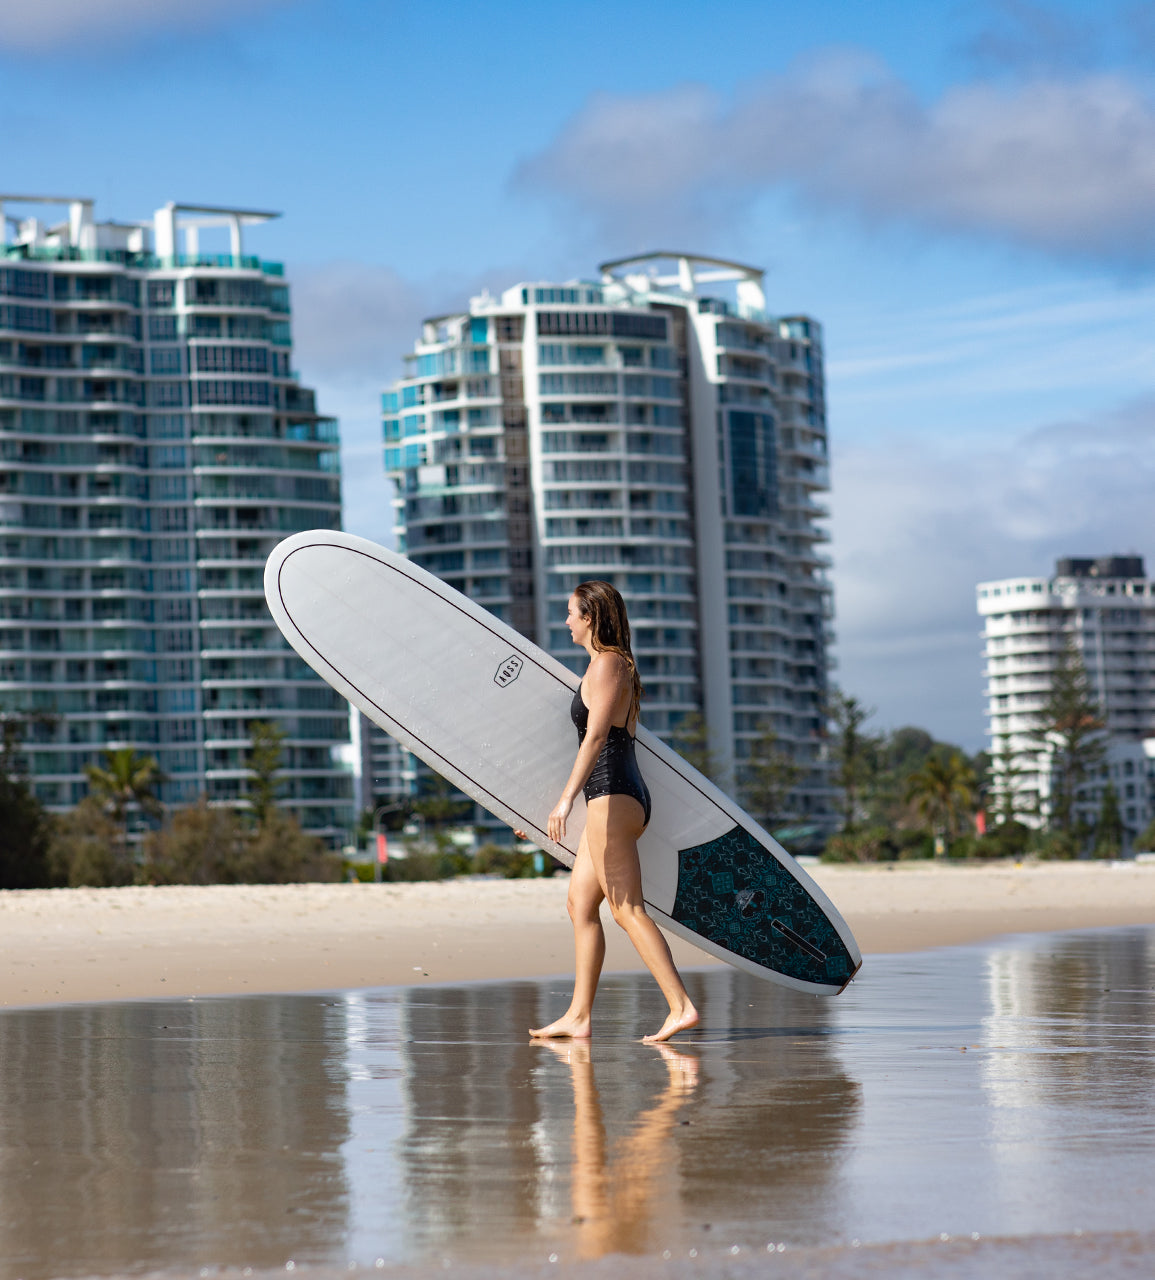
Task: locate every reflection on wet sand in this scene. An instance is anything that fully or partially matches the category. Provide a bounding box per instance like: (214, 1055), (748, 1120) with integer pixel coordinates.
(980, 928), (1155, 1234)
(539, 1039), (698, 1259)
(984, 926), (1155, 1105)
(0, 928), (1151, 1279)
(670, 970), (863, 1246)
(0, 998), (352, 1280)
(393, 983), (545, 1252)
(389, 969), (862, 1261)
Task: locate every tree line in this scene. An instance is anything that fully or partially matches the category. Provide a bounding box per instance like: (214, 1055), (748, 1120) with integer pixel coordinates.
(0, 718), (334, 890)
(826, 640), (1154, 861)
(4, 638), (1149, 887)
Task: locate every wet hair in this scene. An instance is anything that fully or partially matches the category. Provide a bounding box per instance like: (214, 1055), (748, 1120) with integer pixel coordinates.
(572, 580), (644, 725)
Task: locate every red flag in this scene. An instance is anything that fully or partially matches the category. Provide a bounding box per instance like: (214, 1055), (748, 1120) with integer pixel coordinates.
(376, 831), (389, 865)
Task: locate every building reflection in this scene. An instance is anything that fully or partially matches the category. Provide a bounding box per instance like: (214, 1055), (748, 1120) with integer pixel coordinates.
(395, 981), (546, 1252)
(981, 927), (1155, 1228)
(0, 996), (352, 1279)
(983, 927), (1155, 1106)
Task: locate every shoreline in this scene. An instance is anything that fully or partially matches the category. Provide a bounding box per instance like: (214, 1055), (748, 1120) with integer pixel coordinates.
(2, 861), (1155, 1010)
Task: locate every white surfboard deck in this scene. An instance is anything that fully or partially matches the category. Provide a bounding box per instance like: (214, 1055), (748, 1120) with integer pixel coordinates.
(265, 530), (861, 994)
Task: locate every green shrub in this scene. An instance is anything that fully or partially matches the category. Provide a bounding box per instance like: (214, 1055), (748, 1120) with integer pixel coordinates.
(983, 819), (1032, 859)
(142, 800), (338, 884)
(473, 842), (548, 878)
(0, 769), (53, 889)
(1033, 829), (1079, 860)
(822, 826), (890, 863)
(894, 830), (934, 860)
(379, 843), (471, 882)
(47, 797), (134, 887)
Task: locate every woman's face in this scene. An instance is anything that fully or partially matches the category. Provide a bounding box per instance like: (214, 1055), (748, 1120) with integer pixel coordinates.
(566, 595), (591, 647)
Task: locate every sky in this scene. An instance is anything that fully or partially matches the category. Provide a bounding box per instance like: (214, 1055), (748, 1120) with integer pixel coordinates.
(4, 0), (1155, 751)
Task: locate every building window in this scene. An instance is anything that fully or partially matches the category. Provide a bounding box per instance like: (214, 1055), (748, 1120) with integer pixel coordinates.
(147, 280), (176, 308)
(148, 314), (179, 341)
(150, 348), (183, 375)
(194, 380), (271, 406)
(195, 346), (269, 374)
(151, 382), (185, 407)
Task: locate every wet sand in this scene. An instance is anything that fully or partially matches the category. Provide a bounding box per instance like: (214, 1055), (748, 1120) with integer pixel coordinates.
(60, 1231), (1155, 1280)
(1, 929), (1154, 1280)
(3, 860), (1155, 1008)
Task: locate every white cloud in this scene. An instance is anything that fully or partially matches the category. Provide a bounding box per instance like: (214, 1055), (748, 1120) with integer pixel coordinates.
(829, 400), (1155, 747)
(290, 261), (427, 389)
(515, 52), (1155, 263)
(828, 277), (1155, 434)
(0, 0), (287, 51)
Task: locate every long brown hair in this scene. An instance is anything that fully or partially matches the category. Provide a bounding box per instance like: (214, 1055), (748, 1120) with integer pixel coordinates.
(572, 580), (644, 726)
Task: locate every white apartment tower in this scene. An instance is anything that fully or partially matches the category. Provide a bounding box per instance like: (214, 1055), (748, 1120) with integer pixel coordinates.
(977, 556), (1155, 831)
(378, 254), (834, 824)
(0, 196), (353, 839)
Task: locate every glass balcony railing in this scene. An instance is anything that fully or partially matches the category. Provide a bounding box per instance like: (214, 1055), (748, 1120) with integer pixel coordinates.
(1, 244), (284, 275)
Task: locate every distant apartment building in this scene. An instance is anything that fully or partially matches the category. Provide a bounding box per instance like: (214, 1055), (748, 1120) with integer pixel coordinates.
(977, 555), (1155, 839)
(372, 254), (834, 826)
(0, 195), (353, 839)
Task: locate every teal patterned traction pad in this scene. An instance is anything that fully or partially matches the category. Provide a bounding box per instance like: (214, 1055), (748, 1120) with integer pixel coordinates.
(671, 825), (856, 985)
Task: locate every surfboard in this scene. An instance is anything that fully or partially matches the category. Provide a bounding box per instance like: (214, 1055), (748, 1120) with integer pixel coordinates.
(264, 530), (861, 995)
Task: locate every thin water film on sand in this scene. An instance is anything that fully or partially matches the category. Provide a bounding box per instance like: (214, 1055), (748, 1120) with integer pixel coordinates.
(0, 927), (1152, 1278)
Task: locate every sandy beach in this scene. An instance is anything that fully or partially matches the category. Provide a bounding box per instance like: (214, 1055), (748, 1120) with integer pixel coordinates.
(3, 860), (1155, 1009)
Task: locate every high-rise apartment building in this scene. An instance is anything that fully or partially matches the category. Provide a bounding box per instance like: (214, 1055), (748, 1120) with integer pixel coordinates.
(0, 196), (353, 839)
(377, 254), (833, 824)
(977, 555), (1155, 832)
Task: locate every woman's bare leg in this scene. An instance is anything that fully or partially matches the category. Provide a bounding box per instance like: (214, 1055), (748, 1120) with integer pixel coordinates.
(530, 833), (605, 1038)
(586, 796), (699, 1042)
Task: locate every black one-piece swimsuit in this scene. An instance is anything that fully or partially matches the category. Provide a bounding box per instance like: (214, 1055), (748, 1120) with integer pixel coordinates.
(570, 683), (652, 826)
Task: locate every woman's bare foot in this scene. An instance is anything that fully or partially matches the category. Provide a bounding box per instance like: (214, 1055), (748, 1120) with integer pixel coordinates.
(529, 1012), (592, 1039)
(641, 1002), (699, 1043)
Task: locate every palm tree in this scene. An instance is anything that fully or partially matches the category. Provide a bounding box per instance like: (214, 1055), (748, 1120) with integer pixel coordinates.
(903, 751), (977, 846)
(85, 747), (164, 854)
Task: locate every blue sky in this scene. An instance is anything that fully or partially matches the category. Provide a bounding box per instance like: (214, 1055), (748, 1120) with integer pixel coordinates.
(5, 0), (1155, 749)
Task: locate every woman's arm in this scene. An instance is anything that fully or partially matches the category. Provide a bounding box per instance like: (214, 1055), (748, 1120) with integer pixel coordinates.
(547, 653), (629, 842)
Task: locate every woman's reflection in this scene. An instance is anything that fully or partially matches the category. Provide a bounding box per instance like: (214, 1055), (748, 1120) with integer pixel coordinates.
(536, 1039), (698, 1258)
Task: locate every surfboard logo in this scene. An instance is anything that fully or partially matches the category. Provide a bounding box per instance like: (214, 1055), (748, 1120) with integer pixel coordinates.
(494, 654), (523, 687)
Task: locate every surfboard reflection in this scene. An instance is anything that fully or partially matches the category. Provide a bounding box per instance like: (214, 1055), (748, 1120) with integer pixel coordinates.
(394, 969), (862, 1261)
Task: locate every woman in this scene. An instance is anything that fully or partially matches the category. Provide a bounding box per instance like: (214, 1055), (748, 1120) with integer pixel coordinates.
(528, 580), (699, 1043)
